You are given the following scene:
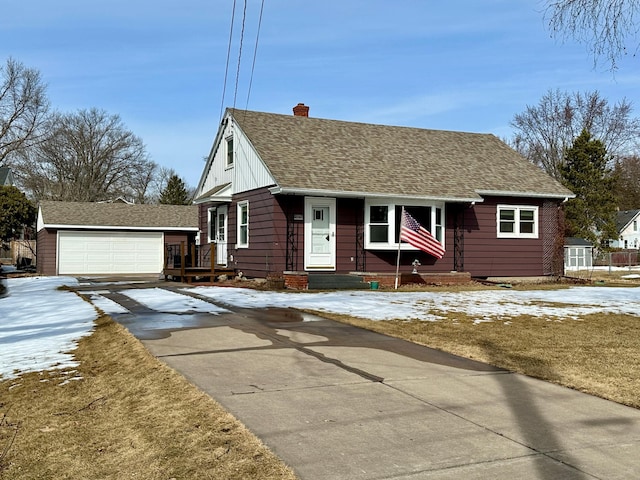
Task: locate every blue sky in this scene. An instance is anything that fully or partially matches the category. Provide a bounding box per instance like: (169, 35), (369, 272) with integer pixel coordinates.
(3, 1), (640, 188)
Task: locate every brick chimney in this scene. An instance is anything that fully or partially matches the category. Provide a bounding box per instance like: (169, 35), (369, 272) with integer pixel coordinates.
(293, 103), (309, 117)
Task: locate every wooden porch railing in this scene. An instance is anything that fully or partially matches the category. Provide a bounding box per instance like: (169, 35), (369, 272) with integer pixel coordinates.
(163, 242), (233, 283)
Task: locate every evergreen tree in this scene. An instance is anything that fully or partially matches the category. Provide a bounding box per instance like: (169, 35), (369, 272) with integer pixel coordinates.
(613, 155), (640, 210)
(0, 186), (36, 242)
(158, 174), (191, 205)
(560, 129), (618, 246)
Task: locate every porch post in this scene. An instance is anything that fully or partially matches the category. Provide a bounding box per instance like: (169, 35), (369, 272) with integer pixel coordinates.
(180, 241), (186, 282)
(210, 242), (215, 276)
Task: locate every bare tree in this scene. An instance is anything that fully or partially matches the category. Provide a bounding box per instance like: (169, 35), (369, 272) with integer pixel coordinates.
(510, 89), (640, 180)
(124, 161), (158, 204)
(14, 108), (157, 202)
(0, 58), (49, 166)
(614, 155), (640, 209)
(546, 0), (640, 70)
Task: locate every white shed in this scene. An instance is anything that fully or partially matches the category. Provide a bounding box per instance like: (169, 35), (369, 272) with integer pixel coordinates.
(564, 237), (593, 272)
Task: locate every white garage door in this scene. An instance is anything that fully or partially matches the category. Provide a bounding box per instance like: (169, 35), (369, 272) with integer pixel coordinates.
(58, 231), (163, 275)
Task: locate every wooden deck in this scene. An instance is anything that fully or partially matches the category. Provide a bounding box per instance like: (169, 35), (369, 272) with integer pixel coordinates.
(163, 241), (234, 284)
(163, 266), (235, 284)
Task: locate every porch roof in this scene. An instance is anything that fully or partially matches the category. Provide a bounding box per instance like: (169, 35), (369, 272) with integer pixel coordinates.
(229, 108), (574, 201)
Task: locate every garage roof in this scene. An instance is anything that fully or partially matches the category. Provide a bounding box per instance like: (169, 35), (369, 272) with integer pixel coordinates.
(38, 201), (199, 231)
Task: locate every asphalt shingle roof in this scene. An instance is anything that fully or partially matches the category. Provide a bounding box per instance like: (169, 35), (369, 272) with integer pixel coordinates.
(229, 108), (574, 201)
(39, 201), (198, 229)
(0, 167), (13, 186)
(565, 237), (593, 247)
(616, 209), (640, 233)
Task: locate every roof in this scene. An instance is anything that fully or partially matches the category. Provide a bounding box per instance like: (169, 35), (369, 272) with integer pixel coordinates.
(228, 108), (574, 201)
(38, 201), (198, 230)
(564, 237), (593, 247)
(195, 182), (232, 203)
(0, 167), (14, 186)
(616, 209), (640, 233)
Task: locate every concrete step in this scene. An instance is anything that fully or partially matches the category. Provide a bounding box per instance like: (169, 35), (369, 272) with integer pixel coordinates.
(308, 274), (370, 290)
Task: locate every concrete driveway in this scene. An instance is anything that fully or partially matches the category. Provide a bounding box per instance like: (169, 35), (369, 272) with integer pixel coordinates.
(93, 283), (640, 479)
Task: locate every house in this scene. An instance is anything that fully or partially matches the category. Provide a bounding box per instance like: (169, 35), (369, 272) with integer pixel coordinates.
(564, 237), (593, 271)
(1, 166), (21, 263)
(0, 166), (15, 186)
(193, 104), (574, 287)
(37, 201), (198, 276)
(610, 209), (640, 250)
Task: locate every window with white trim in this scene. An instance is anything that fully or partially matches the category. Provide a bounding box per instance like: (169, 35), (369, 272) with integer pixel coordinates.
(226, 136), (234, 167)
(364, 200), (444, 249)
(497, 205), (538, 238)
(237, 201), (248, 247)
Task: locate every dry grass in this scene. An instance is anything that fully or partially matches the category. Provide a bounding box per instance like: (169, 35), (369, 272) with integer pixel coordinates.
(566, 268), (640, 285)
(0, 314), (296, 480)
(2, 275), (638, 478)
(316, 306), (640, 409)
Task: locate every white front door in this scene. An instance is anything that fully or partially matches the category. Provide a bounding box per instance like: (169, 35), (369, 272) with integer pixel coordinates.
(215, 205), (228, 266)
(304, 197), (336, 270)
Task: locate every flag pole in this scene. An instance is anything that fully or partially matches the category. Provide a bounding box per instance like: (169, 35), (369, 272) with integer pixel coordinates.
(394, 207), (403, 289)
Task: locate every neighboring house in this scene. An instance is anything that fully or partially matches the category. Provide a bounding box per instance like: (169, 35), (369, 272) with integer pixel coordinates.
(610, 209), (640, 249)
(193, 104), (574, 282)
(0, 167), (19, 262)
(37, 201), (198, 276)
(0, 166), (15, 186)
(564, 237), (593, 271)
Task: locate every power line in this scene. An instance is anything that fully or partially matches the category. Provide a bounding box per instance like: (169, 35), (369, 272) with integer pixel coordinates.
(219, 0), (237, 120)
(233, 0), (248, 110)
(245, 0), (265, 111)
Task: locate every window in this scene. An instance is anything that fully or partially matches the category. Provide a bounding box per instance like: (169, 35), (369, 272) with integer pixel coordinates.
(365, 200), (444, 249)
(434, 207), (443, 242)
(634, 220), (638, 232)
(237, 201), (248, 247)
(207, 208), (216, 243)
(226, 137), (234, 167)
(497, 205), (538, 238)
(565, 247), (592, 268)
(369, 205), (389, 243)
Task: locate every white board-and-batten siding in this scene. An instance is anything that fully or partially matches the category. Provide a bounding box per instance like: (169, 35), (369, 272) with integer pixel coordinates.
(198, 116), (275, 198)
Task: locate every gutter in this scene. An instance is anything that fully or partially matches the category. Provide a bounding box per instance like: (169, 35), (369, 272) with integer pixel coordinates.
(475, 189), (576, 200)
(268, 186), (483, 203)
(40, 225), (200, 232)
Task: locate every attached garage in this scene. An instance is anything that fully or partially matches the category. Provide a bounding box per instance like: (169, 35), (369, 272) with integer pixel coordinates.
(37, 201), (199, 276)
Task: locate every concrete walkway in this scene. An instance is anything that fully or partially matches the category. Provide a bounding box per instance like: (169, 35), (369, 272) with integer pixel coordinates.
(99, 284), (640, 479)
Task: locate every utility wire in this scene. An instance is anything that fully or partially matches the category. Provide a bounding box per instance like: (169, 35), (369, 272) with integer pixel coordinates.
(233, 0), (248, 110)
(245, 0), (265, 111)
(219, 0), (237, 120)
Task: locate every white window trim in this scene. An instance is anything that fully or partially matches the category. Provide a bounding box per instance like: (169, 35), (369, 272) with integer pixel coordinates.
(364, 199), (445, 250)
(207, 207), (216, 243)
(496, 204), (539, 239)
(225, 135), (234, 169)
(236, 201), (249, 248)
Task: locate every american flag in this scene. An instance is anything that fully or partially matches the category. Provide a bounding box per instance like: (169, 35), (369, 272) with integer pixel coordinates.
(400, 209), (445, 259)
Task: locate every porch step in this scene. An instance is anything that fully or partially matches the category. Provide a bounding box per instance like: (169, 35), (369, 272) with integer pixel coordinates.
(307, 274), (369, 290)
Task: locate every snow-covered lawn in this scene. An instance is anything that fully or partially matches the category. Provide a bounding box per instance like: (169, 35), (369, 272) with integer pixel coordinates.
(0, 276), (96, 380)
(1, 275), (639, 380)
(187, 285), (640, 322)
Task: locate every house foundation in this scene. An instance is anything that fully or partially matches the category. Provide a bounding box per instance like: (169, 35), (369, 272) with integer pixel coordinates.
(282, 271), (472, 290)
